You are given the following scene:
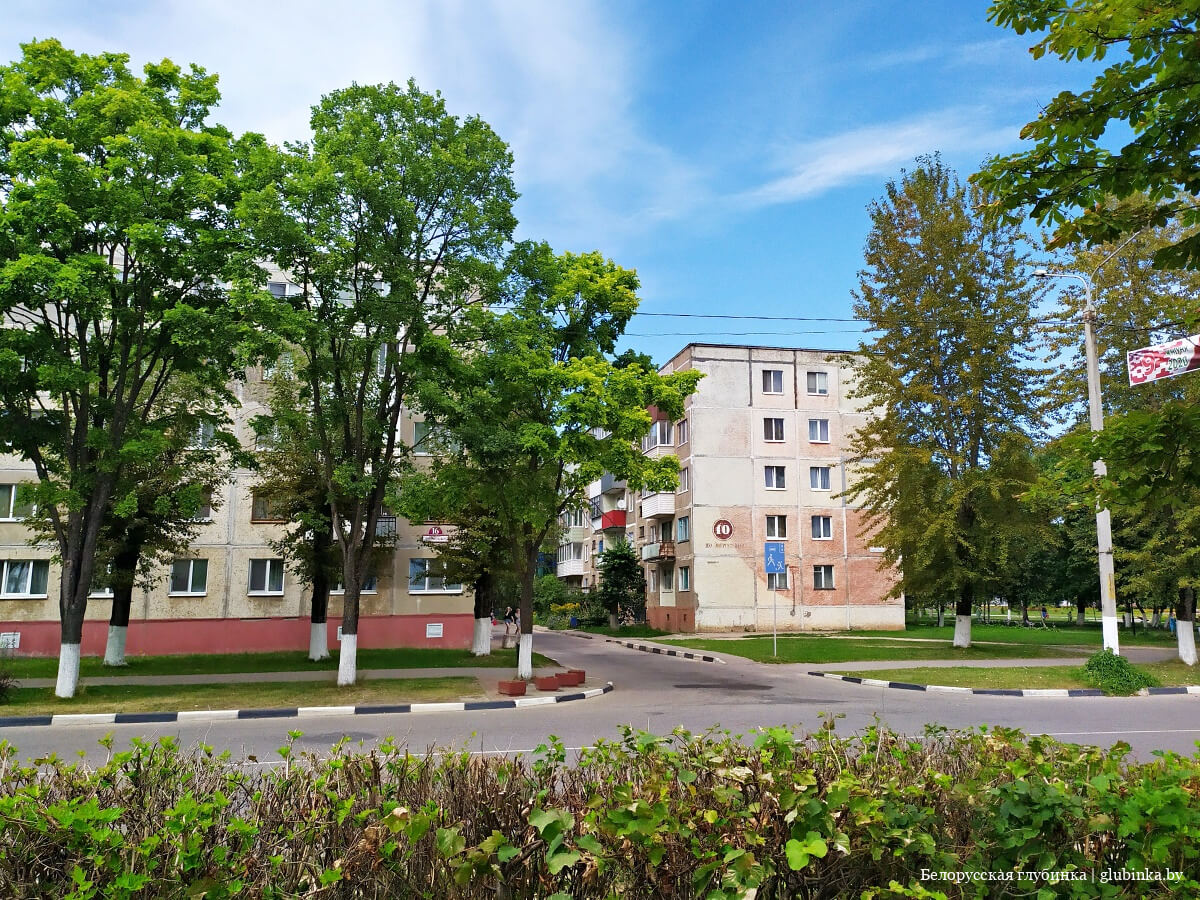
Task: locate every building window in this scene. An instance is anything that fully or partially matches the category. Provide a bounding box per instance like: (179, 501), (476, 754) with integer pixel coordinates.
(762, 369), (784, 394)
(643, 420), (674, 451)
(251, 492), (286, 522)
(262, 352), (294, 380)
(814, 564), (835, 590)
(677, 466), (689, 493)
(638, 525), (645, 539)
(809, 466), (831, 491)
(408, 558), (462, 593)
(1, 560), (49, 598)
(0, 483), (35, 520)
(808, 418), (830, 443)
(806, 371), (829, 395)
(332, 571), (379, 593)
(766, 515), (787, 538)
(811, 515), (833, 540)
(763, 417), (785, 442)
(413, 420), (433, 454)
(563, 508), (585, 528)
(597, 539), (604, 555)
(375, 342), (391, 378)
(170, 559), (209, 595)
(648, 523), (658, 542)
(661, 565), (674, 591)
(190, 489), (213, 522)
(677, 419), (688, 445)
(248, 558), (285, 595)
(767, 571), (789, 590)
(89, 565), (114, 598)
(677, 516), (690, 542)
(190, 422), (215, 450)
(267, 281), (288, 298)
(765, 466), (786, 489)
(647, 568), (658, 592)
(678, 566), (691, 591)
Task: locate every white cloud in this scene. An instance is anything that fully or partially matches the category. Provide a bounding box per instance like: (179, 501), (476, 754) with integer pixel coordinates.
(865, 37), (1024, 72)
(734, 110), (1018, 210)
(0, 0), (697, 251)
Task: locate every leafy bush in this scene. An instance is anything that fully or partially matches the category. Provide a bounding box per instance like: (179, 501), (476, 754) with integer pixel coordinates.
(0, 724), (1198, 897)
(1083, 649), (1161, 695)
(0, 663), (13, 704)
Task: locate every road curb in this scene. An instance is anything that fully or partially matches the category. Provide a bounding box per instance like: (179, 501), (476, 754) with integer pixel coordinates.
(808, 672), (1105, 697)
(0, 682), (615, 728)
(606, 639), (725, 665)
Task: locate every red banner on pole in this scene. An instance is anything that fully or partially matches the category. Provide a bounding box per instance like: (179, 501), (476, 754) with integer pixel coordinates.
(1127, 335), (1200, 385)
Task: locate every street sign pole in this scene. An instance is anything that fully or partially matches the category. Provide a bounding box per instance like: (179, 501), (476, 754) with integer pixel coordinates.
(764, 542), (785, 658)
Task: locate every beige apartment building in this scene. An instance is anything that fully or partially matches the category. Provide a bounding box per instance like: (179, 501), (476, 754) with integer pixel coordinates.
(0, 278), (473, 657)
(629, 344), (902, 633)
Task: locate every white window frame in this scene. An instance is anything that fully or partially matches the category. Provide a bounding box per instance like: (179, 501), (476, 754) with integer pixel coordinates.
(267, 280), (288, 299)
(811, 515), (833, 540)
(677, 466), (689, 494)
(814, 564), (836, 590)
(678, 566), (691, 591)
(643, 420), (674, 450)
(248, 558), (285, 596)
(763, 417), (785, 442)
(170, 559), (209, 596)
(806, 371), (829, 395)
(677, 516), (690, 542)
(0, 483), (35, 520)
(251, 492), (286, 523)
(190, 490), (213, 523)
(808, 418), (830, 443)
(331, 571), (379, 594)
(767, 571), (789, 591)
(809, 466), (832, 491)
(1, 559), (50, 598)
(648, 568), (659, 592)
(676, 419), (688, 445)
(766, 515), (787, 539)
(408, 558), (463, 594)
(190, 422), (215, 450)
(762, 369), (784, 394)
(765, 465), (786, 490)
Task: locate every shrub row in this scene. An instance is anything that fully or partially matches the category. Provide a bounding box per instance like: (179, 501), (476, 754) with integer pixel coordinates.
(0, 722), (1197, 898)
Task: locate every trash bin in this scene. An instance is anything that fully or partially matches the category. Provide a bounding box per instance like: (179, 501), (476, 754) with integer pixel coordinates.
(569, 616), (579, 628)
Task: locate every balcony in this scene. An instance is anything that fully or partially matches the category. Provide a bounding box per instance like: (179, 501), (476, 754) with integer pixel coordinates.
(599, 509), (627, 531)
(562, 525), (588, 544)
(557, 557), (586, 577)
(640, 492), (676, 519)
(640, 540), (675, 562)
(600, 473), (627, 496)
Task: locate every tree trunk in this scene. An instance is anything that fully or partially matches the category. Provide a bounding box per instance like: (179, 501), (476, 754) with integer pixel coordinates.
(936, 604), (944, 628)
(309, 563), (330, 661)
(56, 483), (115, 698)
(953, 583), (973, 648)
(1076, 597), (1086, 627)
(472, 571), (495, 657)
(1178, 587), (1196, 666)
(608, 612), (618, 629)
(338, 577), (362, 686)
(1021, 598), (1030, 626)
(517, 550), (536, 679)
(104, 544), (140, 667)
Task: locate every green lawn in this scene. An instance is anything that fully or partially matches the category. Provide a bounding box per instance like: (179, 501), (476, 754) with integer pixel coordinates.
(578, 625), (671, 638)
(1, 676), (484, 717)
(836, 661), (1200, 692)
(2, 647), (556, 680)
(898, 619), (1180, 647)
(661, 637), (1081, 664)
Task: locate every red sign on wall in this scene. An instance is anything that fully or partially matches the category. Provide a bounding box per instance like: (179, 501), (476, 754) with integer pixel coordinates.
(713, 519), (734, 540)
(1127, 335), (1200, 385)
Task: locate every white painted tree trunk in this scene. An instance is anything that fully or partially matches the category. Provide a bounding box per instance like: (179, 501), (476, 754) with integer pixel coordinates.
(517, 633), (533, 679)
(55, 643), (81, 698)
(472, 617), (492, 656)
(103, 625), (128, 666)
(952, 614), (971, 649)
(309, 622), (329, 661)
(1178, 620), (1197, 666)
(1077, 607), (1086, 627)
(936, 606), (944, 628)
(337, 633), (358, 686)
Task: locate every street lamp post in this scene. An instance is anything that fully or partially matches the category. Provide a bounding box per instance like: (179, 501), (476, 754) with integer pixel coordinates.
(1034, 268), (1120, 653)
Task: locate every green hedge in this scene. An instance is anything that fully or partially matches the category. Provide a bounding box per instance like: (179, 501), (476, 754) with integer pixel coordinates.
(0, 723), (1197, 897)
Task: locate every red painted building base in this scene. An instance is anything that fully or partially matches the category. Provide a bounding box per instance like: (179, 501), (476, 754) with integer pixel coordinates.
(0, 614), (473, 657)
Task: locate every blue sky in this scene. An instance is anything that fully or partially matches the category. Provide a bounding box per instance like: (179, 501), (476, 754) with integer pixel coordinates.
(3, 1), (1091, 364)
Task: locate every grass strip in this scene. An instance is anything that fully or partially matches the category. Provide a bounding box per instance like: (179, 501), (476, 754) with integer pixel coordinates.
(3, 647), (556, 680)
(836, 661), (1199, 692)
(661, 637), (1081, 664)
(1, 676), (484, 716)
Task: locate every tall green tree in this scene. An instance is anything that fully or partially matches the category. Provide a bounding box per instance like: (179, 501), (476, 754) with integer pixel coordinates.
(596, 539), (646, 628)
(0, 41), (269, 696)
(407, 243), (702, 678)
(845, 156), (1046, 648)
(241, 80), (517, 685)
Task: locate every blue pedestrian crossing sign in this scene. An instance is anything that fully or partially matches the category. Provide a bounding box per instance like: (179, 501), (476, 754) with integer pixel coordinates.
(764, 542), (785, 574)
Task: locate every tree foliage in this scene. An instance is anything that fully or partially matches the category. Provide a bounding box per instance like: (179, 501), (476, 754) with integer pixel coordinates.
(596, 539), (646, 623)
(977, 0), (1200, 269)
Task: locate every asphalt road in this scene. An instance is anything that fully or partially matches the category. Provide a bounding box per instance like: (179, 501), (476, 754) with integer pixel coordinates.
(4, 630), (1199, 764)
